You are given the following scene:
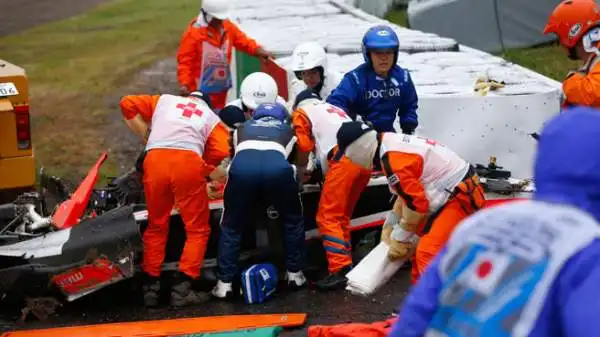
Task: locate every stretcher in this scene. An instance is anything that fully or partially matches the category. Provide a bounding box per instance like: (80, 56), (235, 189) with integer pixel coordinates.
(0, 313), (306, 337)
(345, 241), (409, 296)
(184, 326), (283, 337)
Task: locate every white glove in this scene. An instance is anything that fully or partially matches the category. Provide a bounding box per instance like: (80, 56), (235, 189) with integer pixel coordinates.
(386, 224), (419, 261)
(391, 225), (415, 242)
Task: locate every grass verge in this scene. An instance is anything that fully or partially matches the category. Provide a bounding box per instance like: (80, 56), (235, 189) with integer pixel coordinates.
(385, 8), (579, 81)
(0, 0), (200, 182)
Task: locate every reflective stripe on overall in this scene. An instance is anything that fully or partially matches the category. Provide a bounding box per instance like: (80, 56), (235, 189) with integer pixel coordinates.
(316, 145), (371, 273)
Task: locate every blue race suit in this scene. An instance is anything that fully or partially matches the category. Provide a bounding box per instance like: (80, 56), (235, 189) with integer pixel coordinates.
(217, 117), (306, 282)
(326, 63), (418, 133)
(389, 106), (600, 337)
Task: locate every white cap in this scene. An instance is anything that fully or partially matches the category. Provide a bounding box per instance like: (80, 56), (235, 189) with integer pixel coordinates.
(202, 0), (230, 20)
(290, 41), (328, 73)
(239, 72), (278, 110)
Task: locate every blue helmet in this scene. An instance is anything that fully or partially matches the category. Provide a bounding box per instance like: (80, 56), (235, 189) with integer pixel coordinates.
(361, 25), (400, 65)
(252, 102), (289, 122)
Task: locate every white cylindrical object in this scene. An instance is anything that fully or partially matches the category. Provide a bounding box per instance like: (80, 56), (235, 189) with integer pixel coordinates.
(391, 224), (414, 242)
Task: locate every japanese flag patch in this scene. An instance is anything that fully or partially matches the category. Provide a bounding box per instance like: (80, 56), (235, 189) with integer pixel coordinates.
(458, 250), (511, 296)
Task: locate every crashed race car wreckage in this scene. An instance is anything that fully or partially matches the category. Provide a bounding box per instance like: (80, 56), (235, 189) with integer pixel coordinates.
(0, 152), (532, 314)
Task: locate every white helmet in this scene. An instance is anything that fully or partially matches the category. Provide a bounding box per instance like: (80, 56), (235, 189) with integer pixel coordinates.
(240, 72), (278, 110)
(202, 0), (230, 20)
(290, 42), (328, 74)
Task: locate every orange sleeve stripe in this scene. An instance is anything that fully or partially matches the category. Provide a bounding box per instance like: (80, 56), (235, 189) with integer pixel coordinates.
(381, 151), (428, 213)
(204, 121), (232, 167)
(291, 109), (316, 153)
(563, 63), (600, 107)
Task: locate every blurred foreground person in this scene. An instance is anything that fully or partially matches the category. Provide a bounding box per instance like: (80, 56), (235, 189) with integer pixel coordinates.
(390, 106), (600, 337)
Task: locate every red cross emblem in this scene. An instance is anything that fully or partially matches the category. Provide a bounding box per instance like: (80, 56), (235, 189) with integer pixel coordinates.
(327, 106), (347, 118)
(176, 102), (203, 118)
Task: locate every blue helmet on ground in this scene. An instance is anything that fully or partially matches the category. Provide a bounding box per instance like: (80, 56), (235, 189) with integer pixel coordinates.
(361, 24), (400, 65)
(252, 102), (289, 122)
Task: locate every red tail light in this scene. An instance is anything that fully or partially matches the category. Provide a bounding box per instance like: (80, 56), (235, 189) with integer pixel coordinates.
(14, 105), (31, 150)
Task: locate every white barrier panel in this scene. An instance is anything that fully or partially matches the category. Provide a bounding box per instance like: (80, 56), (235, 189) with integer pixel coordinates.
(414, 91), (562, 179)
(278, 50), (560, 98)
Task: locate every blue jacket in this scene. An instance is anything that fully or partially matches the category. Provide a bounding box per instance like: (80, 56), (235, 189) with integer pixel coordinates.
(390, 106), (600, 337)
(233, 117), (296, 160)
(326, 63), (418, 133)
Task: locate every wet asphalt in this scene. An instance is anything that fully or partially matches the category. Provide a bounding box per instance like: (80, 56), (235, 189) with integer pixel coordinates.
(0, 269), (412, 336)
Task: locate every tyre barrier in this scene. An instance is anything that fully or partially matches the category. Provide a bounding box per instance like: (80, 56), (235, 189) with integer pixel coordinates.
(276, 53), (344, 73)
(399, 38), (460, 53)
(421, 56), (505, 67)
(278, 48), (556, 96)
(238, 4), (560, 97)
(326, 51), (547, 94)
(406, 51), (501, 62)
(396, 63), (443, 74)
(236, 0), (559, 101)
(230, 0), (332, 8)
(231, 3), (341, 21)
(239, 13), (461, 58)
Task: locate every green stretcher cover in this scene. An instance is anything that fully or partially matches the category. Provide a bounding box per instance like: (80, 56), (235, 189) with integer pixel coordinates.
(172, 326), (283, 337)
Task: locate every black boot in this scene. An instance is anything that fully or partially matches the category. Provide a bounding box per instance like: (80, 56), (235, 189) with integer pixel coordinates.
(314, 265), (352, 291)
(142, 274), (161, 308)
(170, 271), (211, 307)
